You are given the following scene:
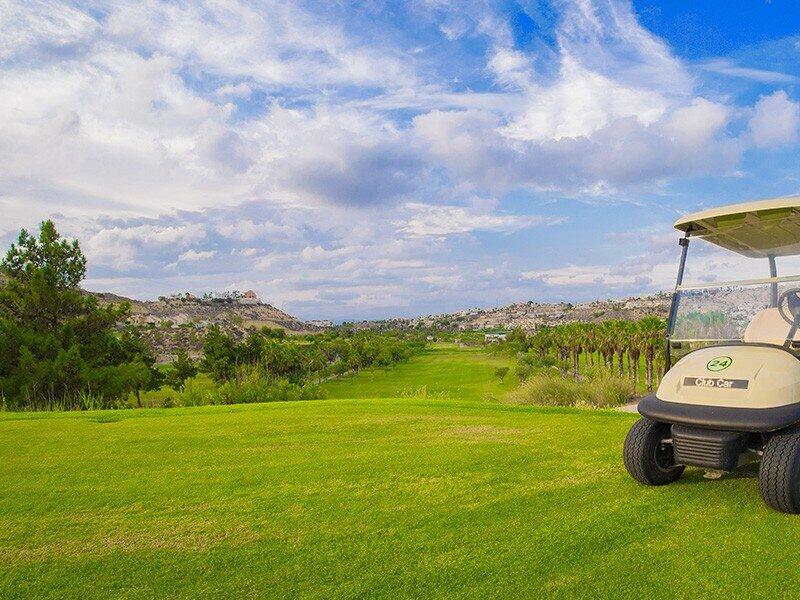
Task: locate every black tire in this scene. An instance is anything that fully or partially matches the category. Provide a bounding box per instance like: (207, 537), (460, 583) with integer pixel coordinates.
(623, 417), (685, 485)
(759, 432), (800, 514)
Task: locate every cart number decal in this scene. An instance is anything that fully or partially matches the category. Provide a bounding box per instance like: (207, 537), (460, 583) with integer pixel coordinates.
(683, 377), (748, 389)
(706, 356), (732, 371)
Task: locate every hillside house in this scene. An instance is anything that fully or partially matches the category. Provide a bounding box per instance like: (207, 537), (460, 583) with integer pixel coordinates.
(238, 290), (260, 305)
(484, 332), (507, 343)
(308, 319), (333, 328)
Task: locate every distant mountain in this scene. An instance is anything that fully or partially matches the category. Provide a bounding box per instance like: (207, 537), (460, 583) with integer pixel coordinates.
(348, 293), (673, 332)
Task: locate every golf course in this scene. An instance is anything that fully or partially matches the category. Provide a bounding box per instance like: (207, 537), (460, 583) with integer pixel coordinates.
(2, 345), (800, 599)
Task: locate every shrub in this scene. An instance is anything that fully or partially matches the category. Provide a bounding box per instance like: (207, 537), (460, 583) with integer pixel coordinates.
(588, 372), (633, 408)
(494, 367), (509, 381)
(209, 369), (272, 405)
(207, 366), (323, 405)
(509, 370), (632, 408)
(177, 377), (210, 407)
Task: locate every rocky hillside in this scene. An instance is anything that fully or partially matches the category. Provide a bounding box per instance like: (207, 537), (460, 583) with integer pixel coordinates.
(91, 292), (317, 362)
(349, 293), (673, 332)
(94, 292), (308, 331)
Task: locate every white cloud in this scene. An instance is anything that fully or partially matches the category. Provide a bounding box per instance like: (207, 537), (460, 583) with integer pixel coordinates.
(521, 261), (675, 289)
(502, 56), (669, 142)
(665, 98), (731, 146)
(523, 264), (647, 287)
(749, 91), (800, 149)
(398, 202), (563, 236)
(216, 219), (298, 241)
(84, 223), (206, 269)
(299, 245), (359, 263)
(487, 47), (531, 89)
(0, 0), (98, 61)
(413, 102), (739, 194)
(103, 1), (416, 90)
(231, 247), (259, 257)
(178, 249), (216, 262)
(700, 59), (800, 84)
(3, 0), (799, 319)
(215, 83), (252, 98)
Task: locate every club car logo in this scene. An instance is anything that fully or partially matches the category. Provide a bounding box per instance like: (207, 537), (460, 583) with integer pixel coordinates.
(706, 356), (732, 372)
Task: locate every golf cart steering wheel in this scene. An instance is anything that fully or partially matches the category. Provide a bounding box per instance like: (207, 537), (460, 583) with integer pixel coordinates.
(777, 289), (800, 326)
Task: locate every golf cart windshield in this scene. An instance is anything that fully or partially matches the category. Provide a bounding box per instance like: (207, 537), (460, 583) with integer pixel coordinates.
(669, 198), (800, 347)
(670, 269), (800, 344)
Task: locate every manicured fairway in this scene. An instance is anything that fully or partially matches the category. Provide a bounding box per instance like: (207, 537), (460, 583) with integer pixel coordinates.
(2, 397), (800, 599)
(322, 344), (517, 401)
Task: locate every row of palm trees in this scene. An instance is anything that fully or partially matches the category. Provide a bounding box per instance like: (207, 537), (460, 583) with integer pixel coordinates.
(527, 317), (667, 391)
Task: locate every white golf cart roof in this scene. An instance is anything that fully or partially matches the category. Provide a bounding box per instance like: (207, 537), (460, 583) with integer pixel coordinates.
(675, 196), (800, 258)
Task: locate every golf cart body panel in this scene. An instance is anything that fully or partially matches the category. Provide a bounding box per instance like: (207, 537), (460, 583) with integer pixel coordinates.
(638, 394), (800, 433)
(657, 345), (800, 410)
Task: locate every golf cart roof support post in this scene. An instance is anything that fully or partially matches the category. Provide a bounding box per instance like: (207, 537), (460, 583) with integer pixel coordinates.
(665, 235), (690, 373)
(769, 255), (778, 308)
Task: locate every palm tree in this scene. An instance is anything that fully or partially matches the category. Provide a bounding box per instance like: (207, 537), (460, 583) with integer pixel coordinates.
(582, 323), (598, 369)
(611, 320), (631, 377)
(629, 324), (643, 386)
(638, 317), (666, 391)
(597, 321), (617, 372)
(551, 326), (570, 375)
(565, 323), (584, 379)
(530, 326), (552, 361)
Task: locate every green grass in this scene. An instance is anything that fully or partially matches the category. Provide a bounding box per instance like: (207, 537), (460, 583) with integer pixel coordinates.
(4, 399), (800, 598)
(322, 344), (517, 402)
(3, 346), (800, 598)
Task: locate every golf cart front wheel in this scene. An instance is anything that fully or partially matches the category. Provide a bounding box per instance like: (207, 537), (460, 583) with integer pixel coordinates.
(624, 418), (685, 486)
(759, 432), (800, 514)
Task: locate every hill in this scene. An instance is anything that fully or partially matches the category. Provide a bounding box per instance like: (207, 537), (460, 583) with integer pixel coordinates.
(349, 293), (672, 332)
(92, 291), (317, 362)
(93, 291), (308, 332)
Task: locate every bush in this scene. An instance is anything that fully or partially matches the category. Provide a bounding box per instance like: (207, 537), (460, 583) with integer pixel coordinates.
(515, 352), (557, 382)
(207, 366), (323, 405)
(509, 370), (632, 408)
(177, 377), (211, 407)
(588, 372), (633, 408)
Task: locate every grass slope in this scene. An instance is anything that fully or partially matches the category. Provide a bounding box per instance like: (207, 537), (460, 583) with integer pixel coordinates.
(322, 344), (516, 402)
(2, 349), (800, 598)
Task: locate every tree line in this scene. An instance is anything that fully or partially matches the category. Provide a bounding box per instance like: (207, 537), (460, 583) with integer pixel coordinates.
(201, 326), (425, 386)
(0, 221), (426, 411)
(502, 317), (667, 391)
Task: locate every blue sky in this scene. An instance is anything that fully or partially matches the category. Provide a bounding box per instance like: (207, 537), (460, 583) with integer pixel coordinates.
(2, 1), (800, 320)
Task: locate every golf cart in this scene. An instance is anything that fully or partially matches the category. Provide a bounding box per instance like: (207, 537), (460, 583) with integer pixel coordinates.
(623, 196), (800, 513)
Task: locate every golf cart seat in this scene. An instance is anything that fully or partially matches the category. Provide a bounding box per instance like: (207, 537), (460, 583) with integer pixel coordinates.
(743, 308), (800, 346)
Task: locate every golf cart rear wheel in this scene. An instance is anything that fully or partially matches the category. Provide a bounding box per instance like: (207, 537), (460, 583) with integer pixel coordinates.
(624, 418), (685, 486)
(759, 432), (800, 514)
